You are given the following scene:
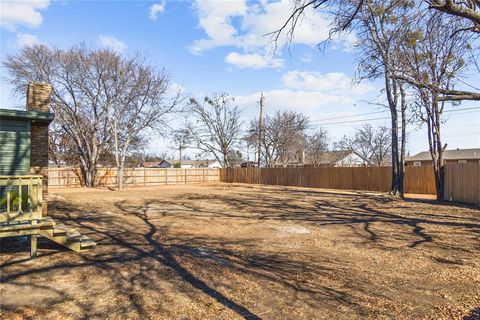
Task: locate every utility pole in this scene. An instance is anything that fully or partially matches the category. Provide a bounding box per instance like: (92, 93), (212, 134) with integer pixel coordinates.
(257, 92), (264, 167)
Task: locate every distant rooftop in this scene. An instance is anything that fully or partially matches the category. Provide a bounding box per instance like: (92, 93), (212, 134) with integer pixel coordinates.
(165, 159), (218, 166)
(406, 148), (480, 161)
(311, 150), (371, 165)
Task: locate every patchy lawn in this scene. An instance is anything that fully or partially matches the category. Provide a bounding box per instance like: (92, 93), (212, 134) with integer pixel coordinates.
(1, 184), (479, 319)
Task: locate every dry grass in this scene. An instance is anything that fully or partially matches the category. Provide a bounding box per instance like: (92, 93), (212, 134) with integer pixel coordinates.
(1, 183), (479, 319)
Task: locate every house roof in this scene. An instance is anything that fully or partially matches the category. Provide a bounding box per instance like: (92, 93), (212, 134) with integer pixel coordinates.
(142, 161), (163, 167)
(406, 148), (480, 161)
(312, 150), (371, 165)
(165, 160), (219, 166)
(0, 108), (55, 123)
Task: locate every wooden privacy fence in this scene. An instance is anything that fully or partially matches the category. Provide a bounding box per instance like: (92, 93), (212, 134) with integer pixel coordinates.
(49, 167), (220, 188)
(444, 163), (480, 205)
(220, 166), (437, 195)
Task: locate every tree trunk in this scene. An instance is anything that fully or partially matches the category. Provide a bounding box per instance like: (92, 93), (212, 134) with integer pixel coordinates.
(118, 163), (125, 191)
(433, 164), (445, 201)
(398, 84), (407, 198)
(116, 143), (129, 191)
(426, 95), (445, 201)
(81, 163), (96, 187)
(389, 108), (401, 196)
(434, 98), (445, 201)
(384, 74), (402, 197)
(436, 162), (445, 200)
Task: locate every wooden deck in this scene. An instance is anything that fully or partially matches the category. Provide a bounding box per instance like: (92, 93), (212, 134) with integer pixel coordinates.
(1, 175), (95, 257)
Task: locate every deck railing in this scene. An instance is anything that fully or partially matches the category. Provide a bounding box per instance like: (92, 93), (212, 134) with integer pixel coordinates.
(0, 175), (43, 224)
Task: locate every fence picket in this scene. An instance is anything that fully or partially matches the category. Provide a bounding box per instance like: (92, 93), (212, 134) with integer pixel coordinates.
(48, 168), (220, 188)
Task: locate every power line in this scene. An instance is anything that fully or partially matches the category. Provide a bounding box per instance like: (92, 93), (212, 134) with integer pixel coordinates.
(443, 106), (480, 113)
(308, 106), (480, 127)
(308, 116), (391, 127)
(309, 110), (387, 123)
(308, 106), (480, 125)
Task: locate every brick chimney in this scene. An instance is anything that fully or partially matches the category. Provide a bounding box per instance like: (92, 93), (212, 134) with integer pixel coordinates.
(27, 82), (51, 112)
(27, 82), (52, 216)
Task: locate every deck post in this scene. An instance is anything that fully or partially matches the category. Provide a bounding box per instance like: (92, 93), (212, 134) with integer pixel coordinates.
(30, 234), (37, 258)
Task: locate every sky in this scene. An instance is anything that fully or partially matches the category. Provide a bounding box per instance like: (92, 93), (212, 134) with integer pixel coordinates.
(1, 0), (479, 160)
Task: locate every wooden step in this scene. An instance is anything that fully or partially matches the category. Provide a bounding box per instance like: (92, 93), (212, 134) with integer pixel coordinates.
(52, 224), (68, 236)
(38, 221), (96, 253)
(80, 235), (96, 250)
(1, 216), (96, 257)
(66, 230), (82, 240)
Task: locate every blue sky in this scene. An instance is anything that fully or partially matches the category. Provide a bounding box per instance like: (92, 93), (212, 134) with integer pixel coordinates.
(1, 0), (479, 159)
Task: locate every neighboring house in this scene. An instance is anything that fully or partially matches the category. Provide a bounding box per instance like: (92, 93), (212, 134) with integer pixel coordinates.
(141, 161), (164, 168)
(206, 160), (222, 168)
(155, 159), (222, 169)
(307, 150), (372, 167)
(405, 148), (480, 166)
(241, 161), (257, 168)
(275, 150), (372, 167)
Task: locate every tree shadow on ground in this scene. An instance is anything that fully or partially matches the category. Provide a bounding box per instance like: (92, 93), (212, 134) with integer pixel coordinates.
(463, 306), (480, 320)
(1, 199), (366, 318)
(1, 185), (479, 319)
(163, 187), (480, 253)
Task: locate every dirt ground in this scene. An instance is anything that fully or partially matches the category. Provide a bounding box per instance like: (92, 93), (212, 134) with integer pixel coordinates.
(1, 183), (479, 320)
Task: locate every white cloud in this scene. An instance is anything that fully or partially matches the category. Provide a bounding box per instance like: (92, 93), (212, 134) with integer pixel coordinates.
(98, 35), (127, 53)
(15, 33), (42, 47)
(236, 89), (354, 113)
(189, 0), (335, 54)
(0, 0), (50, 31)
(189, 0), (352, 69)
(189, 0), (247, 54)
(225, 52), (283, 69)
(149, 1), (165, 20)
(282, 70), (374, 95)
(241, 0), (331, 48)
(234, 70), (375, 116)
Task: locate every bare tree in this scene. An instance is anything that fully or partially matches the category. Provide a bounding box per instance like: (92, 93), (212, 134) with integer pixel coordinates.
(4, 44), (180, 189)
(48, 121), (75, 167)
(399, 12), (473, 199)
(246, 118), (272, 165)
(108, 55), (180, 190)
(271, 0), (411, 195)
(273, 0), (479, 90)
(244, 122), (260, 163)
(248, 111), (309, 166)
(352, 0), (410, 194)
(227, 149), (244, 165)
(172, 128), (192, 165)
(305, 128), (329, 165)
(357, 124), (392, 166)
(426, 0), (480, 33)
(187, 94), (243, 167)
(333, 135), (355, 151)
(269, 111), (308, 166)
(5, 44), (112, 186)
(334, 124), (391, 166)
